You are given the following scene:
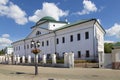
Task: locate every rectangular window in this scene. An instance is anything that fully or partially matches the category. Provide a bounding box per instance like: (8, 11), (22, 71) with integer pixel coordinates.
(14, 47), (15, 51)
(16, 47), (18, 51)
(85, 32), (89, 39)
(56, 38), (59, 44)
(42, 41), (44, 47)
(86, 50), (90, 58)
(24, 45), (26, 49)
(62, 37), (65, 43)
(70, 35), (73, 42)
(78, 51), (81, 58)
(27, 44), (29, 49)
(46, 40), (49, 46)
(19, 46), (20, 50)
(31, 44), (33, 48)
(77, 33), (80, 41)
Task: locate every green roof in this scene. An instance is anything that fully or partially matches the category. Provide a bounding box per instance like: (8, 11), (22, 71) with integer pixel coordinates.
(39, 16), (56, 21)
(32, 16), (67, 29)
(7, 46), (13, 48)
(54, 18), (96, 31)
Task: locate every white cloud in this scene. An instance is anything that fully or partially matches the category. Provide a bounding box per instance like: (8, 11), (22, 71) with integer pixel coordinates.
(104, 40), (114, 43)
(0, 34), (12, 49)
(0, 0), (28, 25)
(77, 0), (97, 15)
(0, 0), (8, 5)
(106, 23), (120, 38)
(2, 34), (10, 38)
(29, 2), (69, 22)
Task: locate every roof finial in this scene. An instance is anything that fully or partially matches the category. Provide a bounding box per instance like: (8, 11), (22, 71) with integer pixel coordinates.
(65, 17), (70, 24)
(65, 17), (68, 22)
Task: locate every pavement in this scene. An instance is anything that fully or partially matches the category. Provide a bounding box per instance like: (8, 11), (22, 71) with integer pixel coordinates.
(0, 64), (120, 80)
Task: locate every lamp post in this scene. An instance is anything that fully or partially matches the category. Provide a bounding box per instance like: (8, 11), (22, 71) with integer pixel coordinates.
(31, 40), (40, 75)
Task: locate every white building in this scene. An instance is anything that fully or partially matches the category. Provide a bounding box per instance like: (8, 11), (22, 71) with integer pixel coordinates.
(12, 16), (105, 62)
(5, 46), (13, 55)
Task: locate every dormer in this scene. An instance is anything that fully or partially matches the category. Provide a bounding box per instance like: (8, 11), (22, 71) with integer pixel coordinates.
(31, 16), (68, 30)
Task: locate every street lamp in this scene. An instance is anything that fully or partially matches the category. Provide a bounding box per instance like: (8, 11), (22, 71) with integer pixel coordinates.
(31, 40), (41, 75)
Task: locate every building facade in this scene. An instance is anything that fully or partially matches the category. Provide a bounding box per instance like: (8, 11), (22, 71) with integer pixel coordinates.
(12, 16), (105, 61)
(5, 46), (13, 55)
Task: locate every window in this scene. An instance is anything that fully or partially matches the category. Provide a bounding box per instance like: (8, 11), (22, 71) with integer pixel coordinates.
(70, 35), (73, 42)
(53, 24), (55, 27)
(46, 40), (49, 46)
(62, 37), (65, 43)
(77, 33), (81, 41)
(19, 46), (20, 50)
(85, 32), (89, 39)
(27, 44), (29, 49)
(36, 31), (41, 36)
(31, 44), (33, 48)
(42, 41), (44, 47)
(16, 47), (18, 51)
(14, 47), (15, 51)
(78, 51), (81, 58)
(56, 38), (59, 44)
(24, 45), (26, 49)
(86, 50), (90, 58)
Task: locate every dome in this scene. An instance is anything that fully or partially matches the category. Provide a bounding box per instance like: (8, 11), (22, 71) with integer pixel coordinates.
(40, 16), (56, 21)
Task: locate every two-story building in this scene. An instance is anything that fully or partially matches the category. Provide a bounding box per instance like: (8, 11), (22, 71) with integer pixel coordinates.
(12, 16), (105, 62)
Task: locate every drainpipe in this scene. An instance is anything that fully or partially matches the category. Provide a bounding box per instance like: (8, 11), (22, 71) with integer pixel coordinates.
(53, 31), (56, 54)
(93, 19), (97, 61)
(24, 39), (26, 58)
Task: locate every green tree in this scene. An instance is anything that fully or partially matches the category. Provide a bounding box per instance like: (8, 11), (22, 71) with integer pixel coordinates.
(104, 43), (113, 53)
(0, 49), (5, 55)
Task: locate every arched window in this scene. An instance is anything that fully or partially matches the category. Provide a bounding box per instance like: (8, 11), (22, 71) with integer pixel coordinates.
(36, 31), (41, 36)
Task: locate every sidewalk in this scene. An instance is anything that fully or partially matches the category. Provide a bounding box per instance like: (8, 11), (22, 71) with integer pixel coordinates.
(0, 64), (120, 80)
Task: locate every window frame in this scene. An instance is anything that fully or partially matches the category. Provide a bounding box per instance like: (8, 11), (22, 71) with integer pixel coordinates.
(70, 35), (73, 42)
(85, 32), (89, 39)
(77, 33), (81, 41)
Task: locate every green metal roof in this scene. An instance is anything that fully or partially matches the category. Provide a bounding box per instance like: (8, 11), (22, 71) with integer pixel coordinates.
(39, 16), (56, 21)
(7, 46), (13, 48)
(32, 16), (67, 29)
(54, 18), (96, 31)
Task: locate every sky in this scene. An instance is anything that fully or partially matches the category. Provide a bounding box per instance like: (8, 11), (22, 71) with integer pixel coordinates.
(0, 0), (120, 49)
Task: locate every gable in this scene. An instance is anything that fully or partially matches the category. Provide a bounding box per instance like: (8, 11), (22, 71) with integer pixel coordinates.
(26, 27), (51, 39)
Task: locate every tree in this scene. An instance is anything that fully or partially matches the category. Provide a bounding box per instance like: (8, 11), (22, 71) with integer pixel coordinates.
(0, 49), (5, 55)
(104, 43), (113, 53)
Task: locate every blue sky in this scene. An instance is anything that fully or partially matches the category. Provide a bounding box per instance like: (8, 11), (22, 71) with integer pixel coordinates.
(0, 0), (120, 49)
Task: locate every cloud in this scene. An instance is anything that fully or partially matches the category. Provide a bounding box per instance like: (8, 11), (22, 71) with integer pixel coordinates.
(0, 0), (8, 5)
(104, 40), (114, 43)
(0, 34), (12, 48)
(0, 0), (28, 25)
(76, 0), (97, 15)
(2, 34), (10, 38)
(29, 2), (69, 22)
(106, 23), (120, 38)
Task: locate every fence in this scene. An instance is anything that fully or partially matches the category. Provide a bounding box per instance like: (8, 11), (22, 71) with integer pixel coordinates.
(0, 52), (74, 68)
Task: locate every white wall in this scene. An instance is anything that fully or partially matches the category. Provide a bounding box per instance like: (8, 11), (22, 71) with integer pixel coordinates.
(55, 21), (95, 59)
(49, 22), (67, 30)
(12, 20), (105, 60)
(116, 53), (120, 62)
(6, 47), (13, 54)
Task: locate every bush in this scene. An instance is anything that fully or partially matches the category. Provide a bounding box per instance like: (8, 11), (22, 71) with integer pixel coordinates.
(74, 60), (87, 64)
(57, 59), (64, 63)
